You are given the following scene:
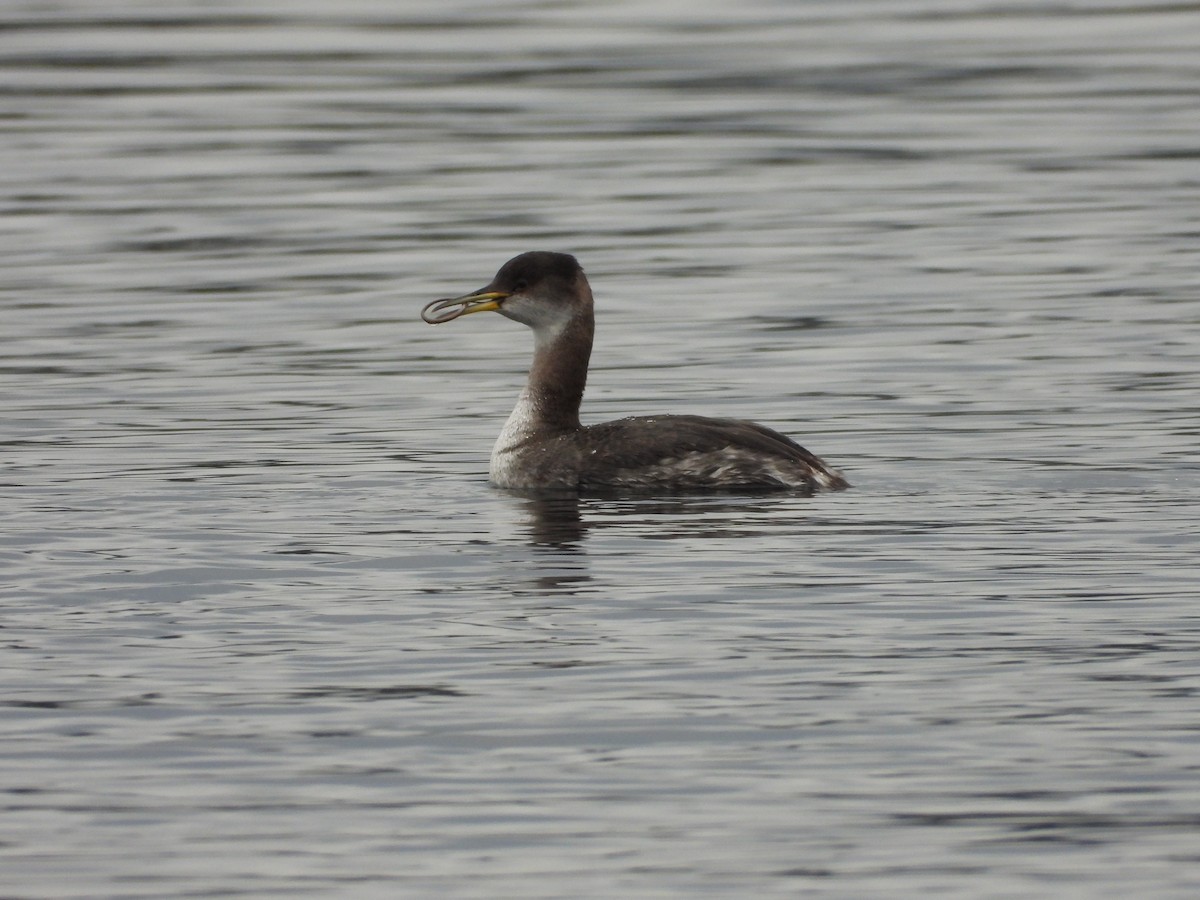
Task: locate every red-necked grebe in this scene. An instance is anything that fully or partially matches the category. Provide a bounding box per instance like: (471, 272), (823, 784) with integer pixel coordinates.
(422, 251), (848, 493)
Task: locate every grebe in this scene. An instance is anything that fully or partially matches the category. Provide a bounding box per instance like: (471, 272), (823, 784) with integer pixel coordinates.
(422, 251), (848, 494)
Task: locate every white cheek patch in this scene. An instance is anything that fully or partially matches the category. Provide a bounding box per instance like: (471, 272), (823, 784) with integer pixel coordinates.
(532, 318), (568, 353)
(502, 296), (572, 347)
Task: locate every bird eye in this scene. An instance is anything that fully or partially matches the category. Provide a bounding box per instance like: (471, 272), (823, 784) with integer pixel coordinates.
(512, 279), (528, 293)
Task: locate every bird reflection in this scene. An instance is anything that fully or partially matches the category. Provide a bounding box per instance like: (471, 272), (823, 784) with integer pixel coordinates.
(516, 491), (589, 549)
(514, 489), (808, 550)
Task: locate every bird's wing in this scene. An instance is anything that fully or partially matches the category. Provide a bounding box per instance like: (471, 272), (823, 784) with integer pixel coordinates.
(576, 414), (844, 489)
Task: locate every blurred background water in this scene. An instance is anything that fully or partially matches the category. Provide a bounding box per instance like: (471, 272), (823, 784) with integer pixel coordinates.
(2, 0), (1199, 896)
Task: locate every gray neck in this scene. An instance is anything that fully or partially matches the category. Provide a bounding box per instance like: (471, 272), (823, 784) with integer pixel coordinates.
(522, 312), (593, 432)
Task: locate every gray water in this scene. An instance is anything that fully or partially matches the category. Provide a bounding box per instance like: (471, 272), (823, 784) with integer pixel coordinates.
(3, 1), (1199, 896)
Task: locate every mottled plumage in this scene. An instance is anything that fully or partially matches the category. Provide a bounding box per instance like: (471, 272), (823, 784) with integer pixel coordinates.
(423, 251), (848, 494)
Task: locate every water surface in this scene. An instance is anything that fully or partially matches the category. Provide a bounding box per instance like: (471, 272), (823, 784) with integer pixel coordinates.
(3, 1), (1199, 896)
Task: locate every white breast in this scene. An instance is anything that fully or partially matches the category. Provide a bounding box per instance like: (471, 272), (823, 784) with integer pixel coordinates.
(489, 392), (538, 487)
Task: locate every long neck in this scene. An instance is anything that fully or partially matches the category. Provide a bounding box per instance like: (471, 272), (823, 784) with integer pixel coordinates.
(522, 308), (593, 432)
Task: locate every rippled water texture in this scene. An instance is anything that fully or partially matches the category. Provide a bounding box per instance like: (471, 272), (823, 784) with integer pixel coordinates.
(3, 1), (1199, 896)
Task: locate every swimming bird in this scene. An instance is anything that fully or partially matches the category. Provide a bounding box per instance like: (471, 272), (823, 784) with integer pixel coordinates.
(422, 251), (848, 493)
